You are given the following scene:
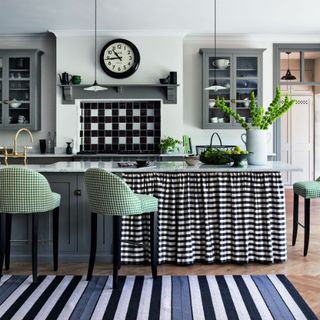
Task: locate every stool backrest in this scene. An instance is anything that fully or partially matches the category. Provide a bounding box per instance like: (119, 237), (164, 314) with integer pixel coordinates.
(0, 167), (54, 213)
(84, 168), (141, 215)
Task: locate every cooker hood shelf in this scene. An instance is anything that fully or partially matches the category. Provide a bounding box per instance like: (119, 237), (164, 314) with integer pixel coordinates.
(59, 84), (179, 104)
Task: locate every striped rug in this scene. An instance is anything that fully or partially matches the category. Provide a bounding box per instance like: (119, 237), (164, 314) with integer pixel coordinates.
(0, 275), (317, 320)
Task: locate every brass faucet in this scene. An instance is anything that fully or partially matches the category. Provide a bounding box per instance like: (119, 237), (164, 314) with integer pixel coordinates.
(1, 128), (34, 165)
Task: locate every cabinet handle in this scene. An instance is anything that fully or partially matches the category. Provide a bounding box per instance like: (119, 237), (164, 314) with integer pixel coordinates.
(74, 189), (81, 196)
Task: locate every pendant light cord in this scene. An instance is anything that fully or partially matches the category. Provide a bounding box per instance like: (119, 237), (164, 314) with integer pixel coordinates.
(214, 0), (217, 83)
(94, 0), (97, 83)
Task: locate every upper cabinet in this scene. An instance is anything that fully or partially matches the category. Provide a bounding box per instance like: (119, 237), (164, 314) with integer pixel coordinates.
(0, 50), (43, 131)
(199, 48), (265, 129)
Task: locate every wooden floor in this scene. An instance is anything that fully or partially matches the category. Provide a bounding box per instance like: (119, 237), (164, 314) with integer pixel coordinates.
(4, 189), (320, 316)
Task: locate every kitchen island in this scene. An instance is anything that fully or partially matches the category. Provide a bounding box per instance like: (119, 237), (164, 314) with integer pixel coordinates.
(5, 161), (300, 265)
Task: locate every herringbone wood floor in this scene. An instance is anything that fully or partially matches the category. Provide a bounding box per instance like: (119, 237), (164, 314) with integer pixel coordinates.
(4, 189), (320, 316)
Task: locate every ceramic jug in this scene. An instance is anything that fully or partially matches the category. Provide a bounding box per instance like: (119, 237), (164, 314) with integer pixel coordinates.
(241, 129), (270, 165)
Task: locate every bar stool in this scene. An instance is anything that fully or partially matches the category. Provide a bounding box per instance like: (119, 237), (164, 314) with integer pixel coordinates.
(0, 167), (61, 282)
(292, 180), (320, 256)
(85, 168), (158, 289)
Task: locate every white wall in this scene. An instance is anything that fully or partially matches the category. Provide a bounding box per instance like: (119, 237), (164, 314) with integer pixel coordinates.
(0, 34), (56, 151)
(54, 33), (184, 151)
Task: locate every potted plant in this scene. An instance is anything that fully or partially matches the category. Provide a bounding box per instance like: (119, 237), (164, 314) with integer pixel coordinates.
(159, 136), (181, 153)
(215, 87), (296, 165)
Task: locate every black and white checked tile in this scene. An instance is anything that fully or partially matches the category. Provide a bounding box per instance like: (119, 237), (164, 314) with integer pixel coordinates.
(80, 101), (161, 153)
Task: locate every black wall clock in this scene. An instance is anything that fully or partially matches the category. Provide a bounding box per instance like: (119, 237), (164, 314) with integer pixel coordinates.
(100, 38), (140, 79)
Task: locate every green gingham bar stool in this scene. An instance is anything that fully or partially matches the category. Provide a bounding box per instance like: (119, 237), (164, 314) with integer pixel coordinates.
(0, 167), (61, 283)
(85, 168), (158, 289)
(292, 180), (320, 256)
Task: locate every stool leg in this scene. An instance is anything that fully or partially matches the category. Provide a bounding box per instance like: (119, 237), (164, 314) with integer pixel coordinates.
(0, 214), (6, 277)
(5, 214), (12, 270)
(32, 214), (39, 283)
(52, 207), (59, 271)
(113, 216), (122, 289)
(304, 199), (310, 256)
(150, 212), (158, 278)
(87, 212), (97, 281)
(292, 193), (299, 246)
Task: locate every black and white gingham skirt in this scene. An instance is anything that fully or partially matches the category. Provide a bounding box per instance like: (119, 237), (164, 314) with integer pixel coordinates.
(122, 172), (287, 264)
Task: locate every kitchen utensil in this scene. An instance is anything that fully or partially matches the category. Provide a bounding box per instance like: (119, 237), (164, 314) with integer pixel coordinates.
(208, 99), (216, 108)
(210, 117), (218, 123)
(71, 75), (81, 85)
(159, 76), (170, 84)
(169, 71), (177, 84)
(214, 59), (230, 69)
(66, 142), (73, 154)
(135, 160), (149, 167)
(39, 139), (46, 154)
(59, 72), (72, 85)
(185, 155), (199, 166)
(10, 99), (22, 108)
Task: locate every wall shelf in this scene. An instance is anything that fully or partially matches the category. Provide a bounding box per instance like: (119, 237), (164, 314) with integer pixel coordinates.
(58, 83), (179, 105)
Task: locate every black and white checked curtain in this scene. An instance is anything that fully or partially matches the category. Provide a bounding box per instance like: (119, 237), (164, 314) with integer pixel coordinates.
(122, 172), (287, 264)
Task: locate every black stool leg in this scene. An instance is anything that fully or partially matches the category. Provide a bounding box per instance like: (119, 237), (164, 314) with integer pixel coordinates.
(87, 212), (97, 281)
(113, 216), (122, 289)
(292, 193), (299, 246)
(32, 213), (39, 283)
(5, 214), (12, 270)
(0, 214), (6, 277)
(304, 198), (310, 256)
(150, 212), (158, 278)
(52, 207), (59, 271)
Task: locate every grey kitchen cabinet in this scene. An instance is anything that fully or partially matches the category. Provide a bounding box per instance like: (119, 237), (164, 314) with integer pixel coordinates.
(0, 49), (43, 131)
(199, 48), (265, 129)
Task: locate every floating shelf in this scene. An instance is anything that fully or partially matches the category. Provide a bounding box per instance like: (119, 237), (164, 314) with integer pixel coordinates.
(59, 84), (179, 105)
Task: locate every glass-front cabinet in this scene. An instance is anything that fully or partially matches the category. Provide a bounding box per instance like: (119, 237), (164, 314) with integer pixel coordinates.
(200, 49), (264, 129)
(0, 50), (43, 130)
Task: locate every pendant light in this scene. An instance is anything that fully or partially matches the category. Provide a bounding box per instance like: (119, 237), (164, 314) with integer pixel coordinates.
(204, 0), (226, 91)
(281, 52), (296, 81)
(84, 0), (107, 91)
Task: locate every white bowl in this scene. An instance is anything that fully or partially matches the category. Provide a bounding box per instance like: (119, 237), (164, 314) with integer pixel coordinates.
(215, 59), (230, 69)
(185, 155), (199, 166)
(10, 99), (22, 108)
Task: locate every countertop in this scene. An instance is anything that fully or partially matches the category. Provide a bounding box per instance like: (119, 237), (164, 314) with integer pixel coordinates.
(0, 161), (302, 173)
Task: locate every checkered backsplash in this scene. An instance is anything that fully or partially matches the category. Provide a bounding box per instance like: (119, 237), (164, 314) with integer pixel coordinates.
(80, 101), (161, 153)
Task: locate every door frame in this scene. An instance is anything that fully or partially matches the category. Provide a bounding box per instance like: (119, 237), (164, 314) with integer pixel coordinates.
(273, 43), (320, 159)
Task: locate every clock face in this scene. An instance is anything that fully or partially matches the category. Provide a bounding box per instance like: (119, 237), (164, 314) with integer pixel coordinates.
(100, 39), (140, 79)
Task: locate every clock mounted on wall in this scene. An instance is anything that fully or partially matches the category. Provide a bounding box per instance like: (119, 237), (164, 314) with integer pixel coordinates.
(100, 38), (140, 79)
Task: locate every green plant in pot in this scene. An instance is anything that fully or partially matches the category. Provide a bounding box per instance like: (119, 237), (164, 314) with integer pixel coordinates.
(215, 87), (296, 165)
(159, 136), (181, 153)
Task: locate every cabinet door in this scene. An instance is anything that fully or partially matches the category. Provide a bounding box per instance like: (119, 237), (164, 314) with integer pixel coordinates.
(44, 173), (78, 253)
(203, 54), (232, 128)
(233, 55), (260, 127)
(0, 55), (4, 125)
(7, 55), (32, 128)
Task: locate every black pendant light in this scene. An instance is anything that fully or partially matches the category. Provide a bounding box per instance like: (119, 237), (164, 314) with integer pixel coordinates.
(281, 52), (296, 81)
(84, 0), (107, 91)
(205, 0), (226, 91)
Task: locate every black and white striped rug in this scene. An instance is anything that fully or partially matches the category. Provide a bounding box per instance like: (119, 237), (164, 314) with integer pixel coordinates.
(0, 274), (317, 320)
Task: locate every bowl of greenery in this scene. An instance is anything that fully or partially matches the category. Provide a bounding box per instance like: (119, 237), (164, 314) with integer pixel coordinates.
(159, 136), (181, 153)
(199, 148), (232, 165)
(225, 146), (249, 167)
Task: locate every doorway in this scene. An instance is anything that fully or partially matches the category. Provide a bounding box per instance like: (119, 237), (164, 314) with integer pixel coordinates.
(274, 44), (320, 185)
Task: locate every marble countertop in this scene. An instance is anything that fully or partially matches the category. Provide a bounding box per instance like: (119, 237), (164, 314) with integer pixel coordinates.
(0, 161), (302, 173)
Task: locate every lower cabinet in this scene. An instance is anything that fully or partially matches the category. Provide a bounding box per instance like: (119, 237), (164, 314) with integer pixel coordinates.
(10, 173), (113, 263)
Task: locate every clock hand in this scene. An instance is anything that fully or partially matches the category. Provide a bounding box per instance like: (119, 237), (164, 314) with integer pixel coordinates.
(112, 49), (122, 61)
(105, 57), (119, 60)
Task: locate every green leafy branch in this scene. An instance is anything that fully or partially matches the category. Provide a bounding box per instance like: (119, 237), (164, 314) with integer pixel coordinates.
(215, 87), (296, 130)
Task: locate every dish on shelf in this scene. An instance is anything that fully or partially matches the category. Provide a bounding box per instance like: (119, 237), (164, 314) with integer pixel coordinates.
(208, 99), (216, 108)
(9, 99), (22, 108)
(213, 59), (230, 69)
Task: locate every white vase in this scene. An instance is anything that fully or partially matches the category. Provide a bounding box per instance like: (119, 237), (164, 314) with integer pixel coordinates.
(241, 129), (269, 165)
